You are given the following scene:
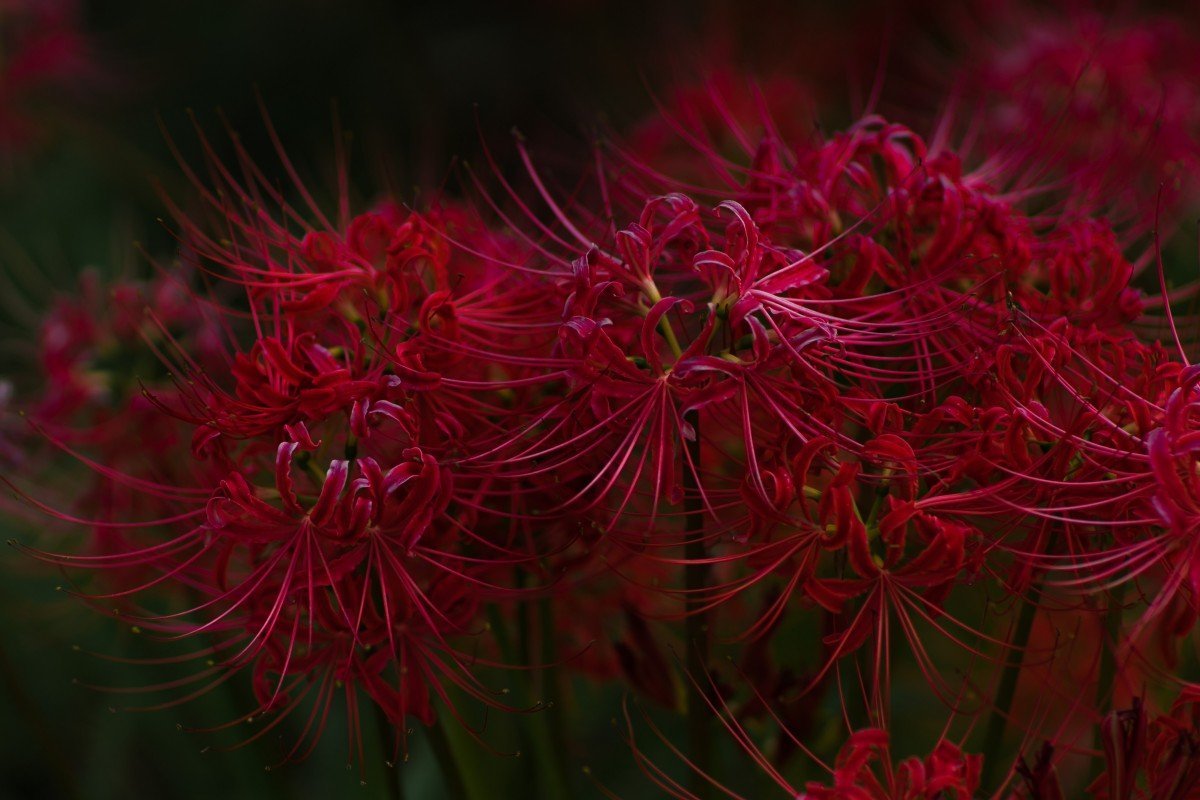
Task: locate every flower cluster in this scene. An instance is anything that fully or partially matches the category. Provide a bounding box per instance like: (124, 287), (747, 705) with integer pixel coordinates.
(8, 4), (1200, 797)
(0, 0), (99, 157)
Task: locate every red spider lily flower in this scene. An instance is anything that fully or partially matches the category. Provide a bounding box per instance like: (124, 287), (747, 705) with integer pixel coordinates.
(473, 189), (839, 541)
(615, 682), (983, 800)
(1112, 364), (1200, 642)
(1009, 694), (1200, 799)
(550, 69), (1200, 789)
(878, 3), (1200, 239)
(30, 269), (212, 430)
(0, 268), (223, 584)
(984, 9), (1200, 221)
(17, 426), (521, 759)
(718, 433), (992, 720)
(802, 729), (981, 800)
(13, 43), (1200, 796)
(8, 120), (569, 771)
(0, 0), (101, 155)
(478, 79), (1181, 738)
(624, 71), (819, 191)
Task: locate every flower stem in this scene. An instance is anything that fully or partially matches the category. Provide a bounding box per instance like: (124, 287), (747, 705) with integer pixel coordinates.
(427, 718), (474, 800)
(501, 578), (569, 796)
(980, 587), (1039, 790)
(683, 408), (713, 799)
(532, 598), (573, 799)
(1096, 589), (1123, 708)
(373, 705), (404, 800)
(1094, 584), (1125, 775)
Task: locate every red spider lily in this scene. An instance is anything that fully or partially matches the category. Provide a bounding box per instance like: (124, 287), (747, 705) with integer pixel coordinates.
(13, 43), (1200, 796)
(1008, 694), (1200, 800)
(29, 269), (214, 431)
(562, 67), (1200, 792)
(624, 71), (819, 192)
(803, 729), (981, 800)
(16, 429), (522, 750)
(0, 0), (101, 154)
(455, 70), (1181, 754)
(1093, 694), (1200, 800)
(472, 189), (839, 541)
(6, 119), (573, 771)
(949, 6), (1200, 233)
(614, 683), (983, 800)
(0, 269), (222, 585)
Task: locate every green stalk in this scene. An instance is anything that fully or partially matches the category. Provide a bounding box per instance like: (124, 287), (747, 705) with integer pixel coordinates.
(530, 598), (572, 799)
(502, 593), (572, 798)
(646, 280), (712, 794)
(683, 408), (713, 800)
(1094, 585), (1125, 776)
(426, 718), (476, 800)
(374, 705), (404, 800)
(1096, 590), (1124, 707)
(980, 587), (1039, 791)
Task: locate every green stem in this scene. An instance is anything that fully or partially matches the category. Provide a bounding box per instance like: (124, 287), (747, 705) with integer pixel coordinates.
(1096, 590), (1124, 707)
(426, 718), (474, 800)
(374, 705), (403, 800)
(980, 587), (1039, 791)
(683, 408), (713, 799)
(643, 281), (684, 361)
(527, 599), (572, 799)
(1094, 585), (1125, 775)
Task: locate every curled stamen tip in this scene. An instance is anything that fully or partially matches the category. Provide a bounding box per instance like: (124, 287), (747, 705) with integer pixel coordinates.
(176, 723), (183, 731)
(385, 761), (394, 769)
